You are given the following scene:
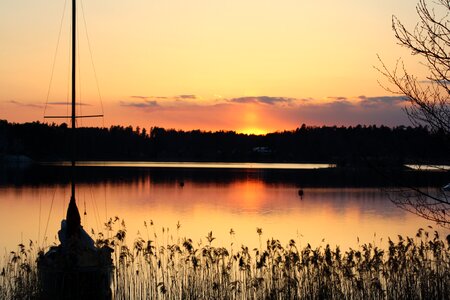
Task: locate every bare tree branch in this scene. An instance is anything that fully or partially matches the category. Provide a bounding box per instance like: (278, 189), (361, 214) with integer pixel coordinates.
(378, 0), (450, 227)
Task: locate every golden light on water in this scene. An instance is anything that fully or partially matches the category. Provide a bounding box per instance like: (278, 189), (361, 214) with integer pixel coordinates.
(0, 180), (447, 252)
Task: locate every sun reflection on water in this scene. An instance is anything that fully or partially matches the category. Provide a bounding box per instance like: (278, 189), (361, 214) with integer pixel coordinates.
(0, 180), (447, 253)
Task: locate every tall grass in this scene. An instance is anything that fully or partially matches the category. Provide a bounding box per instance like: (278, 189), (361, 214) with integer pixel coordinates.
(1, 219), (449, 299)
(0, 241), (39, 299)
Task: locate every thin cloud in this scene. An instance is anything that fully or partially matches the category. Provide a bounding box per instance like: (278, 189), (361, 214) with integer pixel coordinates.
(130, 95), (196, 102)
(176, 95), (196, 100)
(285, 95), (410, 126)
(358, 95), (408, 108)
(318, 95), (407, 109)
(323, 99), (353, 109)
(7, 100), (42, 108)
(130, 95), (168, 101)
(120, 95), (165, 109)
(120, 99), (159, 108)
(117, 93), (411, 129)
(229, 96), (295, 105)
(327, 96), (348, 102)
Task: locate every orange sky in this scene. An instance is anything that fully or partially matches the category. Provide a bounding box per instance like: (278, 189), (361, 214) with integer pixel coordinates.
(0, 0), (436, 134)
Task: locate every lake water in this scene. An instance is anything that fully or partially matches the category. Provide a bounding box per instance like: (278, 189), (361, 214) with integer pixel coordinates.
(0, 163), (448, 253)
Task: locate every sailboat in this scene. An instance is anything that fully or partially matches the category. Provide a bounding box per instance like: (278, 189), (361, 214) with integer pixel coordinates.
(37, 0), (113, 299)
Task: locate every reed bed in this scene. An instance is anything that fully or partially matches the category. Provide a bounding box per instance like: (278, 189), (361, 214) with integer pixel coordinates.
(1, 218), (449, 299)
(0, 241), (39, 299)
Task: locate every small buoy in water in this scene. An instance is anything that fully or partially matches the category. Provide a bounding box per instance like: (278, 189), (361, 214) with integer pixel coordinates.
(298, 189), (304, 198)
(179, 181), (185, 188)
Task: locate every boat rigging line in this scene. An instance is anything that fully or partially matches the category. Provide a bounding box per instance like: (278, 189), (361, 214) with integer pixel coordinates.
(43, 0), (104, 125)
(43, 0), (68, 122)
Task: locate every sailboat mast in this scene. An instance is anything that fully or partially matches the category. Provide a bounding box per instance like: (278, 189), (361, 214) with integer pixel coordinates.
(66, 0), (81, 239)
(71, 0), (76, 197)
(71, 0), (76, 167)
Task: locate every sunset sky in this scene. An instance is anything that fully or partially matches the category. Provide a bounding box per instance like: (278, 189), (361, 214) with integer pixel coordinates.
(0, 0), (435, 134)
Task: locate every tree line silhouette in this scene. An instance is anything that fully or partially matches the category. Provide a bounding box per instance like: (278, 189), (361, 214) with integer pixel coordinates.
(0, 120), (448, 166)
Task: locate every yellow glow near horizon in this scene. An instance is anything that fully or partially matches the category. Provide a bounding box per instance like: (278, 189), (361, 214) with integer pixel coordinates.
(238, 128), (268, 136)
(237, 108), (266, 135)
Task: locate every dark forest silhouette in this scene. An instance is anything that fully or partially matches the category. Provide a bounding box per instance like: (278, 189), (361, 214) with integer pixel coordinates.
(0, 119), (448, 166)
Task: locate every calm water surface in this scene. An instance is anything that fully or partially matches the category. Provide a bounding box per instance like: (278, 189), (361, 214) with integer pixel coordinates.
(42, 161), (335, 169)
(0, 164), (447, 253)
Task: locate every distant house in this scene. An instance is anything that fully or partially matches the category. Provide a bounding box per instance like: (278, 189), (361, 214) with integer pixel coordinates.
(252, 146), (272, 154)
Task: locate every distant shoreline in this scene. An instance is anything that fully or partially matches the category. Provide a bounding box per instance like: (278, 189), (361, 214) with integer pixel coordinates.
(39, 161), (336, 170)
(1, 120), (448, 168)
(1, 161), (448, 188)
